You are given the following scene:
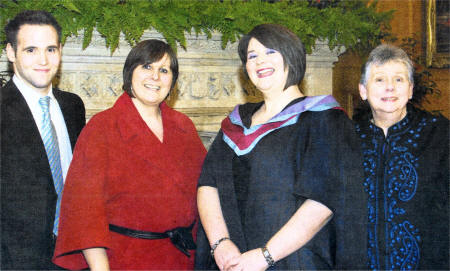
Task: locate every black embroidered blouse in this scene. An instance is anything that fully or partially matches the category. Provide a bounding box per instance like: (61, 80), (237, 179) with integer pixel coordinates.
(355, 105), (449, 270)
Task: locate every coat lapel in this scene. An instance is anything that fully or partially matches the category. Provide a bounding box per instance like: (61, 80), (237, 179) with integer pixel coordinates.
(114, 94), (185, 177)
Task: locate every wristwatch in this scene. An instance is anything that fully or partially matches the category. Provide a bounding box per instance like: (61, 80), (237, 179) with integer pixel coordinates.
(261, 246), (275, 267)
(210, 237), (230, 256)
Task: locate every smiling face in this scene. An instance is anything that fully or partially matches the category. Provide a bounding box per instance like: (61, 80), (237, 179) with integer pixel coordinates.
(131, 53), (173, 108)
(359, 60), (413, 121)
(245, 38), (288, 95)
(6, 24), (61, 95)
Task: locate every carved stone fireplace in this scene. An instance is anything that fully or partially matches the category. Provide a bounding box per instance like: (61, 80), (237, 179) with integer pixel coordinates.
(0, 30), (343, 148)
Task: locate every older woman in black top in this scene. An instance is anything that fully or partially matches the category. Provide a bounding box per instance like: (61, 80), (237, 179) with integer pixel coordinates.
(195, 24), (367, 271)
(354, 44), (449, 270)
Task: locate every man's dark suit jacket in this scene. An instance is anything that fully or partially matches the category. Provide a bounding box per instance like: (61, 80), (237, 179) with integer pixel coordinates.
(1, 80), (86, 270)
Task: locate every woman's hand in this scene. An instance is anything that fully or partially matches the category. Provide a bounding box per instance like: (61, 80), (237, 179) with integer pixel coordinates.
(198, 186), (241, 270)
(214, 239), (241, 271)
(224, 248), (268, 271)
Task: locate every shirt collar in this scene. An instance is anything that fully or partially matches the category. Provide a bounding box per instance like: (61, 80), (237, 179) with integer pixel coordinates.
(13, 74), (55, 104)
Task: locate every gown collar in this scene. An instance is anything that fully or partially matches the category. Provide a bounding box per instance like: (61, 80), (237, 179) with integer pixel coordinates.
(222, 95), (341, 156)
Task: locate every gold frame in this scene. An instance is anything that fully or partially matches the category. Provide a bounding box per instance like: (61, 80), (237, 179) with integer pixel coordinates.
(426, 0), (450, 68)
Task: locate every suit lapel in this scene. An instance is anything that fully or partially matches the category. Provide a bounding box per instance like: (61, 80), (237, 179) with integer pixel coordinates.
(1, 80), (51, 172)
(2, 80), (37, 122)
(53, 88), (77, 149)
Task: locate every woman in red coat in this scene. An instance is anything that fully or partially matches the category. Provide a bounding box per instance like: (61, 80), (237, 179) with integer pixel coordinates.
(53, 40), (206, 270)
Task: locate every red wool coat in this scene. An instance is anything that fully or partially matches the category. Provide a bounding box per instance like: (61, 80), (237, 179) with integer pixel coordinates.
(53, 93), (206, 270)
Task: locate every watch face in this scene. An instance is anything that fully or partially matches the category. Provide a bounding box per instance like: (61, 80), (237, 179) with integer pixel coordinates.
(261, 247), (275, 266)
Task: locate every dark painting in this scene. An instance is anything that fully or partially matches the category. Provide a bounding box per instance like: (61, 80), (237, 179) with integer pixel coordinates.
(436, 0), (450, 53)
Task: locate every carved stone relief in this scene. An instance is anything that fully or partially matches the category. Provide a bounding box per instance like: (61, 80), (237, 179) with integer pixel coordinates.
(0, 30), (343, 146)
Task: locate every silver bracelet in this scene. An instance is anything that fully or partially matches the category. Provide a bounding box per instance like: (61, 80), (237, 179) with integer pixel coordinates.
(261, 246), (275, 267)
(210, 237), (230, 256)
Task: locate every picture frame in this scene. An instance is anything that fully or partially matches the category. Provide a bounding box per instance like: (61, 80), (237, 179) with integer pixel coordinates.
(426, 0), (450, 68)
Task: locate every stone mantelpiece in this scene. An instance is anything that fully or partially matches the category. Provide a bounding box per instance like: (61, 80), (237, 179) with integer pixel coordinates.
(0, 29), (343, 146)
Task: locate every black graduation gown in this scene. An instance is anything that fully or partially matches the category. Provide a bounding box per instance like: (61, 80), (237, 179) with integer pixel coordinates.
(195, 99), (367, 270)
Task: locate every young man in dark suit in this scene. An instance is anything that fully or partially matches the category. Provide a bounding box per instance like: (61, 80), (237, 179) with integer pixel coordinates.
(1, 10), (86, 270)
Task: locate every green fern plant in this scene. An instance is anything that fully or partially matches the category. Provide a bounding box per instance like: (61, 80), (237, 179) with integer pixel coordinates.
(0, 0), (392, 54)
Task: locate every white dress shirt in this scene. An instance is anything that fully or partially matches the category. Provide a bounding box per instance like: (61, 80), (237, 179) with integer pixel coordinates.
(13, 75), (73, 181)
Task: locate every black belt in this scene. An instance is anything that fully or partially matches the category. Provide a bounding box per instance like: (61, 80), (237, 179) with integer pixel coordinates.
(109, 220), (196, 257)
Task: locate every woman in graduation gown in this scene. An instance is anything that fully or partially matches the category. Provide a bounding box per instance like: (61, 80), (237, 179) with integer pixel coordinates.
(354, 44), (449, 270)
(53, 39), (206, 270)
(195, 24), (367, 270)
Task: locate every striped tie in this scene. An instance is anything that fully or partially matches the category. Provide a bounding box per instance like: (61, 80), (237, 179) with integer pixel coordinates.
(39, 96), (63, 236)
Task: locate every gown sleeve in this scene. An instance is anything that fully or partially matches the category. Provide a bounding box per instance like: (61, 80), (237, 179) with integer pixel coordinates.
(197, 131), (226, 188)
(293, 109), (363, 212)
(293, 109), (367, 269)
(53, 115), (111, 270)
(195, 130), (231, 270)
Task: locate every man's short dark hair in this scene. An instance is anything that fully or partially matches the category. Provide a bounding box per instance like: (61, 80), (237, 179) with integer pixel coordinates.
(122, 39), (179, 97)
(238, 24), (306, 90)
(4, 10), (62, 51)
